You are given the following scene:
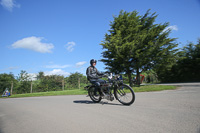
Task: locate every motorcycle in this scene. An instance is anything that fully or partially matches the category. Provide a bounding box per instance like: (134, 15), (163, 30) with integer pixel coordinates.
(85, 73), (135, 106)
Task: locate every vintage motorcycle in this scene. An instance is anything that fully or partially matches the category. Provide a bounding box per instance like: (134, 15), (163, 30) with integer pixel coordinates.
(85, 73), (135, 106)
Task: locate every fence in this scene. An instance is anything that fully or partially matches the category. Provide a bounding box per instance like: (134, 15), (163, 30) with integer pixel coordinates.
(0, 78), (87, 95)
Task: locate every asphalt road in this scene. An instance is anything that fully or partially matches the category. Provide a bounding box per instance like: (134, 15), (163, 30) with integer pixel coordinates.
(0, 83), (200, 133)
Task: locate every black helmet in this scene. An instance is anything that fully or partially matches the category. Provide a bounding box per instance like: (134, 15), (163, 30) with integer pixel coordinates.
(90, 59), (97, 66)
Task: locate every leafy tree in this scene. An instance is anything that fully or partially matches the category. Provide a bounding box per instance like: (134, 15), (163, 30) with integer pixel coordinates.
(173, 40), (200, 82)
(36, 71), (45, 80)
(141, 70), (158, 83)
(35, 73), (64, 92)
(17, 70), (31, 81)
(16, 70), (31, 93)
(156, 39), (200, 82)
(100, 9), (178, 86)
(65, 72), (87, 89)
(0, 73), (17, 94)
(47, 75), (64, 91)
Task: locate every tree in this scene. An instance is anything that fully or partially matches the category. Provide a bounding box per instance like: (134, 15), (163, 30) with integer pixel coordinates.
(36, 71), (45, 80)
(17, 70), (31, 93)
(0, 73), (17, 94)
(65, 72), (87, 89)
(100, 9), (178, 86)
(17, 70), (31, 82)
(155, 39), (200, 82)
(35, 73), (64, 92)
(174, 39), (200, 82)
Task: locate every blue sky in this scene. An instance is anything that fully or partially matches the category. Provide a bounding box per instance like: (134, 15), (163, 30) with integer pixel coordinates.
(0, 0), (200, 78)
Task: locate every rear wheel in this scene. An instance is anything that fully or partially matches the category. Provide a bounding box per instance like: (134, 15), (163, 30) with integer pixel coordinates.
(88, 86), (102, 103)
(114, 84), (135, 105)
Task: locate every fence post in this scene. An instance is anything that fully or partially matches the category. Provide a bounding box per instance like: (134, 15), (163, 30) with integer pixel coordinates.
(11, 81), (13, 95)
(62, 79), (64, 91)
(78, 78), (80, 89)
(30, 80), (32, 93)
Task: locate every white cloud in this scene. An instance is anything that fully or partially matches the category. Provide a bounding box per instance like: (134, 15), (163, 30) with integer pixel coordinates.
(0, 66), (20, 71)
(65, 41), (76, 52)
(28, 73), (38, 81)
(11, 36), (54, 53)
(45, 64), (71, 69)
(76, 61), (87, 67)
(163, 25), (178, 33)
(8, 66), (20, 70)
(0, 0), (20, 11)
(44, 69), (70, 76)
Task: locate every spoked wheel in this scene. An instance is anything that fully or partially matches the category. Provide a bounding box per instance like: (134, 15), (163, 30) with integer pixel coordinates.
(114, 84), (135, 105)
(88, 86), (102, 103)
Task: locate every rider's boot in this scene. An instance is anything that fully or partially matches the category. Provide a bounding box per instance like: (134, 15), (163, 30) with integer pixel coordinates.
(94, 87), (103, 97)
(94, 87), (99, 96)
(98, 87), (104, 98)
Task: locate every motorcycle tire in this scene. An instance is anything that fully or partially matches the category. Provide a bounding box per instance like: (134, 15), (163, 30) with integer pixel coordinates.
(114, 84), (135, 105)
(88, 86), (102, 103)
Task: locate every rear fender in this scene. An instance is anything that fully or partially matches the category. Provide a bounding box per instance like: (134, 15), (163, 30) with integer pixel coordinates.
(84, 85), (94, 90)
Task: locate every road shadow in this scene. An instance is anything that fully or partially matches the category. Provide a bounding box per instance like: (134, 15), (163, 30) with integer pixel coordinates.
(73, 100), (95, 104)
(197, 127), (200, 133)
(0, 128), (3, 133)
(73, 100), (125, 106)
(0, 118), (4, 133)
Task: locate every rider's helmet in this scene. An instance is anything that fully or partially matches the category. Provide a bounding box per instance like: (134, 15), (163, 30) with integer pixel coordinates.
(90, 59), (97, 66)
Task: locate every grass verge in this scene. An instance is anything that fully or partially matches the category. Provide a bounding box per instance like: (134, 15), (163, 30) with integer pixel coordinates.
(2, 89), (88, 98)
(133, 85), (176, 92)
(1, 85), (176, 98)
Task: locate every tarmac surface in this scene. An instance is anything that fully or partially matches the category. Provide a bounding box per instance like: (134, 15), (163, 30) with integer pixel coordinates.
(0, 83), (200, 133)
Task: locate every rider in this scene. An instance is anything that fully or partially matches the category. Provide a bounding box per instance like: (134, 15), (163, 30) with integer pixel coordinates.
(86, 59), (105, 96)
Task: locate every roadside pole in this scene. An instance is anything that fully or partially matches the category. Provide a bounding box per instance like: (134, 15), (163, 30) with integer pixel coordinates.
(62, 79), (64, 91)
(30, 80), (33, 93)
(78, 78), (80, 89)
(11, 81), (13, 95)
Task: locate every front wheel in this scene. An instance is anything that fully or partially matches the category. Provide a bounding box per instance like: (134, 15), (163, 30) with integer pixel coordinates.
(114, 84), (135, 105)
(88, 86), (102, 103)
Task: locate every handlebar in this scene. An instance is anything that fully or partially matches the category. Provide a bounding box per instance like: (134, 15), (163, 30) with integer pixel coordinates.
(104, 73), (123, 81)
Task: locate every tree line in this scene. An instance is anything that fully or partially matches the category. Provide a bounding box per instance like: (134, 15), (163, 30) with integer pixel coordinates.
(156, 40), (200, 82)
(0, 71), (88, 94)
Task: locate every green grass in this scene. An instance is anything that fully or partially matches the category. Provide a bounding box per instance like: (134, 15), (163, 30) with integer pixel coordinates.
(2, 89), (88, 98)
(1, 85), (176, 98)
(133, 85), (177, 92)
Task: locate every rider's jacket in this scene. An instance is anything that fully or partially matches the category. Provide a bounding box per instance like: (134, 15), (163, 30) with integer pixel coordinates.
(86, 66), (104, 81)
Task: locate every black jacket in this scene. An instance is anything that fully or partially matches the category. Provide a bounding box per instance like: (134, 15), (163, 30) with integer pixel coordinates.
(86, 66), (104, 81)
